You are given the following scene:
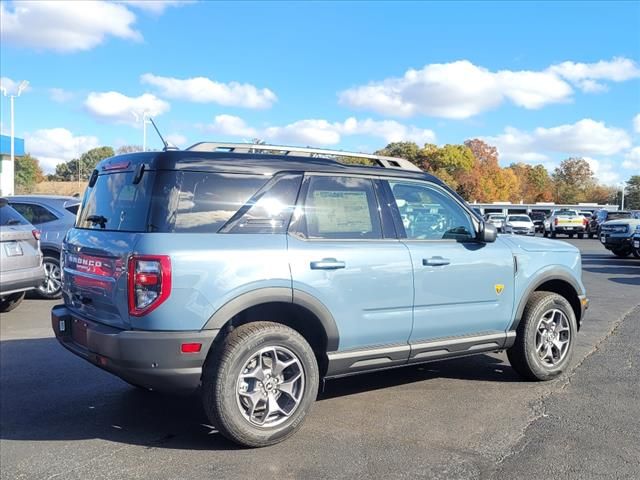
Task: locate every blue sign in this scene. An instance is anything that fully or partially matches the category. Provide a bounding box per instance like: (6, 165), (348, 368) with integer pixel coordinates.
(0, 134), (25, 156)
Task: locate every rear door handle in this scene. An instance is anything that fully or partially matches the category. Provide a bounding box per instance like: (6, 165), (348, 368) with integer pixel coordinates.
(310, 259), (346, 270)
(422, 256), (450, 267)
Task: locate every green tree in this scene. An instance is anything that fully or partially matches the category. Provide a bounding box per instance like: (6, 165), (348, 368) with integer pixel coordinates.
(625, 175), (640, 210)
(54, 146), (115, 181)
(552, 157), (595, 203)
(375, 142), (423, 167)
(14, 154), (45, 193)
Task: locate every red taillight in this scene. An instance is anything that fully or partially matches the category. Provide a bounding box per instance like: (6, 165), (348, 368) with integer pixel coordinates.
(583, 218), (589, 226)
(32, 229), (41, 240)
(128, 255), (171, 317)
(181, 343), (202, 354)
(554, 218), (558, 226)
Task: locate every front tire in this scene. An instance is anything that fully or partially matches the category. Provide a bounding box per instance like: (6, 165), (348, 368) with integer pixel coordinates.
(36, 256), (63, 299)
(202, 322), (319, 447)
(612, 248), (631, 258)
(507, 291), (576, 381)
(0, 292), (26, 313)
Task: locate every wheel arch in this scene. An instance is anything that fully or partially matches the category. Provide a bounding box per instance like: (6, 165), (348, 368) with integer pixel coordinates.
(202, 288), (339, 375)
(511, 273), (583, 334)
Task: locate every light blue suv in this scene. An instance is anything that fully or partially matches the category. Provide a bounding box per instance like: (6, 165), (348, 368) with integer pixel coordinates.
(52, 143), (588, 447)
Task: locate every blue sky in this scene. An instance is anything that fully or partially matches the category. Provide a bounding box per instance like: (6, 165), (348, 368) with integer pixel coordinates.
(1, 0), (639, 182)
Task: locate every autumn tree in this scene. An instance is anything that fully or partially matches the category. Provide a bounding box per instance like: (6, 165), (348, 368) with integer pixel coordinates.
(625, 175), (640, 209)
(14, 154), (45, 193)
(552, 157), (594, 203)
(54, 146), (115, 181)
(509, 163), (553, 202)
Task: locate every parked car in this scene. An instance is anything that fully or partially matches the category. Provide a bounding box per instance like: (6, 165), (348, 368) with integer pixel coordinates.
(485, 213), (506, 232)
(52, 143), (588, 447)
(587, 209), (633, 239)
(529, 211), (546, 232)
(0, 199), (45, 312)
(8, 195), (80, 299)
(632, 225), (640, 257)
(543, 209), (586, 238)
(599, 216), (640, 258)
(503, 214), (536, 236)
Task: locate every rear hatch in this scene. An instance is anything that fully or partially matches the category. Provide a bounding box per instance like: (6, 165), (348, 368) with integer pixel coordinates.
(0, 203), (41, 272)
(62, 159), (155, 329)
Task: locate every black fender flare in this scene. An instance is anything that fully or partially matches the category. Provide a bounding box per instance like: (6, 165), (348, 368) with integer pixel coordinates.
(510, 269), (583, 333)
(202, 287), (340, 352)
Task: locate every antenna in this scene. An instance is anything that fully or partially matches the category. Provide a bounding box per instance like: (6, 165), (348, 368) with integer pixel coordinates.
(148, 117), (178, 151)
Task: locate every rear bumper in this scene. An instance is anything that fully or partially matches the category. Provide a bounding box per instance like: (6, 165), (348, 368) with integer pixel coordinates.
(0, 264), (45, 296)
(51, 305), (218, 393)
(553, 226), (585, 233)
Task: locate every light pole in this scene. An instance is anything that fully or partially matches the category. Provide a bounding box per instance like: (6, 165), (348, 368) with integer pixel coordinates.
(1, 80), (29, 196)
(620, 182), (626, 211)
(132, 111), (151, 151)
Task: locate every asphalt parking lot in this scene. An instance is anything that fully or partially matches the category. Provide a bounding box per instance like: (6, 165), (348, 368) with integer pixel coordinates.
(1, 238), (639, 480)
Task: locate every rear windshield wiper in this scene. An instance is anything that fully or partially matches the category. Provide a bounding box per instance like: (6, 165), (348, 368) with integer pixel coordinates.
(86, 214), (108, 228)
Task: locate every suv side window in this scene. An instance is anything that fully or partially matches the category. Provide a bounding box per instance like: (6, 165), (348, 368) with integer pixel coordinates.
(387, 180), (475, 241)
(296, 175), (383, 240)
(11, 203), (58, 225)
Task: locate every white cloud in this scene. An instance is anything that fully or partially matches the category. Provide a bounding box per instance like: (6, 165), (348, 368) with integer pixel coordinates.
(623, 147), (640, 170)
(119, 0), (194, 14)
(141, 73), (277, 109)
(550, 57), (640, 92)
(339, 60), (573, 119)
(84, 91), (170, 125)
(25, 128), (101, 173)
(165, 133), (188, 147)
(633, 114), (640, 134)
(204, 115), (436, 146)
(339, 57), (639, 119)
(583, 157), (621, 185)
(486, 119), (632, 165)
(1, 1), (141, 53)
(533, 119), (631, 156)
(206, 115), (258, 138)
(49, 88), (74, 103)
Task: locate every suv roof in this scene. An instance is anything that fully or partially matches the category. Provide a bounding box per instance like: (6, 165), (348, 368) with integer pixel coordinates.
(96, 147), (441, 184)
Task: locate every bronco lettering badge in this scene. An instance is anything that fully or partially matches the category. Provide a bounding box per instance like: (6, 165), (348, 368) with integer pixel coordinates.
(495, 284), (505, 295)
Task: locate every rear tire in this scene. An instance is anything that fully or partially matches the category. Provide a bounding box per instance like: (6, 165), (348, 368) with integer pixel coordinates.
(0, 292), (26, 313)
(202, 322), (319, 447)
(543, 229), (548, 238)
(551, 230), (557, 238)
(507, 291), (576, 381)
(588, 231), (594, 239)
(577, 233), (584, 239)
(568, 233), (574, 238)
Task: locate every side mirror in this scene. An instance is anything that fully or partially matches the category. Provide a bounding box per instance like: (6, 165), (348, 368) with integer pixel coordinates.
(479, 222), (497, 243)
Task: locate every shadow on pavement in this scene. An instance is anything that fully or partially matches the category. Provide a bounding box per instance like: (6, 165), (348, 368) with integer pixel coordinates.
(0, 336), (519, 450)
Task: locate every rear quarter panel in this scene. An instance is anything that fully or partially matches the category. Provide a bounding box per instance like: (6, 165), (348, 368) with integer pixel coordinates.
(132, 234), (290, 331)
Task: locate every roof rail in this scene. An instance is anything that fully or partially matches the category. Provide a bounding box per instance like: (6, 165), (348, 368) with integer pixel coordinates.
(186, 142), (422, 172)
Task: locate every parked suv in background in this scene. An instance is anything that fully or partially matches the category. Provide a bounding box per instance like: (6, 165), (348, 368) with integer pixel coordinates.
(1, 199), (44, 312)
(52, 143), (588, 447)
(599, 215), (640, 258)
(587, 209), (633, 239)
(8, 195), (80, 299)
(632, 225), (640, 257)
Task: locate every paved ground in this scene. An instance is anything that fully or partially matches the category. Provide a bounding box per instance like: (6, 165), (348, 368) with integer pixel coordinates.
(1, 238), (639, 479)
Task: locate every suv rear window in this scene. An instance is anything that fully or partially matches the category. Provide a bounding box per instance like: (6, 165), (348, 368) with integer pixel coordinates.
(76, 170), (271, 233)
(0, 203), (29, 226)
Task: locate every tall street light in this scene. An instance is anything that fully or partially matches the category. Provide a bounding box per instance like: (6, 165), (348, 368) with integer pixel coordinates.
(132, 111), (151, 151)
(620, 182), (626, 211)
(1, 80), (29, 196)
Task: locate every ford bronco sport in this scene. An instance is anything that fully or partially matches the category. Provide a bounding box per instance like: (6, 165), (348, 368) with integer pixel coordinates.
(52, 142), (588, 447)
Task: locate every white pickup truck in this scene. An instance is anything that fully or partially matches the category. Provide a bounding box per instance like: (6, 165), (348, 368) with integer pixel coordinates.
(543, 209), (587, 238)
